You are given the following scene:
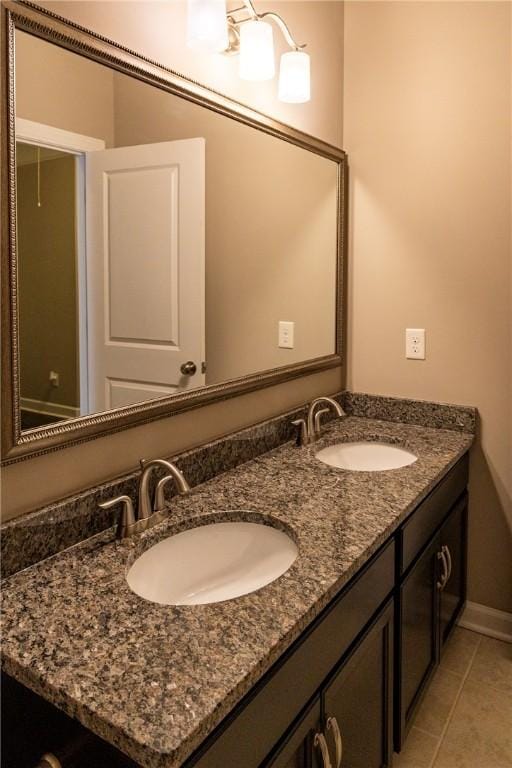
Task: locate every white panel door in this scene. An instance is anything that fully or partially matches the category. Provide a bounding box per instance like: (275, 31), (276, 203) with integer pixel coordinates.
(85, 138), (205, 411)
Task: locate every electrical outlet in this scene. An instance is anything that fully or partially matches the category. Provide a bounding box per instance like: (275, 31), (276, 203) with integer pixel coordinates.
(278, 321), (294, 349)
(49, 370), (60, 387)
(406, 329), (426, 360)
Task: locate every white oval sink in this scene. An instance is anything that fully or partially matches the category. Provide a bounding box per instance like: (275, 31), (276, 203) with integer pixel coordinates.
(126, 520), (298, 606)
(316, 441), (417, 472)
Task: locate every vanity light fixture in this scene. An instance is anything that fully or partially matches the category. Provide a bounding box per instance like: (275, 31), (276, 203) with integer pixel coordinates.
(278, 50), (310, 104)
(186, 0), (310, 102)
(239, 19), (275, 81)
(186, 0), (229, 53)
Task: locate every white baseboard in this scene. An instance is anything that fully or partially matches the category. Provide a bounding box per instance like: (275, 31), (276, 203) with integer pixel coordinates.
(458, 601), (512, 643)
(20, 396), (79, 419)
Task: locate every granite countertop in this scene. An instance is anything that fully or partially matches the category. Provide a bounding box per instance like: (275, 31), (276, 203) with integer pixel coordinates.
(1, 416), (473, 768)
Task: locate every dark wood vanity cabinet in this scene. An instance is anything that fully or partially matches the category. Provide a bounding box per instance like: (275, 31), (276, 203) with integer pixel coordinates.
(321, 600), (394, 768)
(439, 497), (467, 649)
(399, 535), (440, 737)
(1, 673), (138, 768)
(395, 457), (469, 751)
(264, 699), (322, 768)
(188, 542), (396, 768)
(265, 600), (394, 768)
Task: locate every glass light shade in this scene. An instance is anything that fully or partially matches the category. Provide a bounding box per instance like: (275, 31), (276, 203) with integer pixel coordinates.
(278, 51), (311, 103)
(187, 0), (228, 53)
(239, 20), (275, 81)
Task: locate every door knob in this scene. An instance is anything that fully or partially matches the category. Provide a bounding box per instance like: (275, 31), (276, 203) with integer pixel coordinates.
(180, 361), (197, 376)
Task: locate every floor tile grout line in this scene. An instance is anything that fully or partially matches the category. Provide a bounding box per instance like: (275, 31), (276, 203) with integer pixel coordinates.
(438, 667), (466, 682)
(412, 724), (443, 740)
(427, 635), (483, 768)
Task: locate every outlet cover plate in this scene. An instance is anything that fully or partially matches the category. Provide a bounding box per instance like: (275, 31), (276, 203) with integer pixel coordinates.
(406, 328), (426, 359)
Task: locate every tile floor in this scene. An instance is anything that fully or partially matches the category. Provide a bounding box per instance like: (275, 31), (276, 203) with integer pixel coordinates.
(394, 628), (512, 768)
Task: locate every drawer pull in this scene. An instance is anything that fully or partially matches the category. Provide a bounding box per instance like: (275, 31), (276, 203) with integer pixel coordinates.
(37, 756), (62, 768)
(437, 547), (448, 590)
(444, 545), (452, 582)
(314, 731), (333, 768)
(326, 716), (343, 767)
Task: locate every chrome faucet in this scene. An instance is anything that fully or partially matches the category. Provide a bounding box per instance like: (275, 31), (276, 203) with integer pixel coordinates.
(99, 458), (190, 539)
(292, 396), (345, 446)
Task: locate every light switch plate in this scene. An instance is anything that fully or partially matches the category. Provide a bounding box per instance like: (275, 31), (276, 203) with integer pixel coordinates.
(406, 328), (426, 359)
(278, 321), (294, 349)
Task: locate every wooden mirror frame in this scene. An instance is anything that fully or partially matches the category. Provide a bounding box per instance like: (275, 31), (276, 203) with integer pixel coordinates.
(0, 0), (346, 465)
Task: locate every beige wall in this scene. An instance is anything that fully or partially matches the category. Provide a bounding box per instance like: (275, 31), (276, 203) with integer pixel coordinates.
(17, 153), (79, 409)
(1, 1), (344, 520)
(15, 30), (115, 146)
(344, 2), (512, 612)
(113, 75), (337, 382)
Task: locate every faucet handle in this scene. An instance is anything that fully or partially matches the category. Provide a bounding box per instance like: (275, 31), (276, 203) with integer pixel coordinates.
(292, 418), (309, 447)
(99, 495), (136, 539)
(313, 408), (331, 437)
(154, 476), (171, 514)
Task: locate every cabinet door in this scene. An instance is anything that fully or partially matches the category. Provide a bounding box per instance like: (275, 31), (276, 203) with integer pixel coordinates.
(1, 673), (136, 768)
(397, 535), (440, 748)
(264, 698), (322, 768)
(322, 600), (394, 768)
(439, 495), (468, 649)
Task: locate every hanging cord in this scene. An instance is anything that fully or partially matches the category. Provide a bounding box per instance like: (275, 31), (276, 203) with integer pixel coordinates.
(37, 146), (42, 208)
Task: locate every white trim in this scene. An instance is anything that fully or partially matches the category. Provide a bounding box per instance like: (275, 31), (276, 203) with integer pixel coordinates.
(20, 397), (80, 420)
(458, 601), (512, 643)
(16, 117), (105, 154)
(15, 118), (103, 415)
(75, 154), (89, 415)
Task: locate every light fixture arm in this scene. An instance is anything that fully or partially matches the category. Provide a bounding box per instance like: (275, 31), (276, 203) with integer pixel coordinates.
(258, 12), (306, 51)
(226, 0), (257, 23)
(241, 0), (258, 19)
(225, 0), (306, 53)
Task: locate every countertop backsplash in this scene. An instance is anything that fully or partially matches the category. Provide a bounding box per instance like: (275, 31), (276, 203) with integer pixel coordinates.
(0, 391), (477, 579)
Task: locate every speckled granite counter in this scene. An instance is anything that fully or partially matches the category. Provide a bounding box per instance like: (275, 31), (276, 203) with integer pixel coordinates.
(1, 416), (473, 768)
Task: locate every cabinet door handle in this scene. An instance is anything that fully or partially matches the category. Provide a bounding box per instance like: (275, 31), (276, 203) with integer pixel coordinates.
(437, 548), (448, 590)
(314, 731), (333, 768)
(326, 716), (343, 767)
(443, 545), (452, 582)
(37, 756), (62, 768)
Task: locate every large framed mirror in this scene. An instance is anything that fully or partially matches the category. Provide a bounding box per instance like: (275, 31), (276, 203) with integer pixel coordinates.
(1, 0), (346, 464)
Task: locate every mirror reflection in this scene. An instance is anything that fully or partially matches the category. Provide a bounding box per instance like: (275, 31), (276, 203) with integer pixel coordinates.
(15, 30), (339, 431)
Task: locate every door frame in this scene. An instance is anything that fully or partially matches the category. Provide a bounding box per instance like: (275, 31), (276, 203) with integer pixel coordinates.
(15, 118), (105, 415)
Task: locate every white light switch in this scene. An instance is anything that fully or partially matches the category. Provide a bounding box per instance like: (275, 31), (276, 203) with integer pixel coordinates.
(278, 321), (295, 349)
(406, 328), (426, 360)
